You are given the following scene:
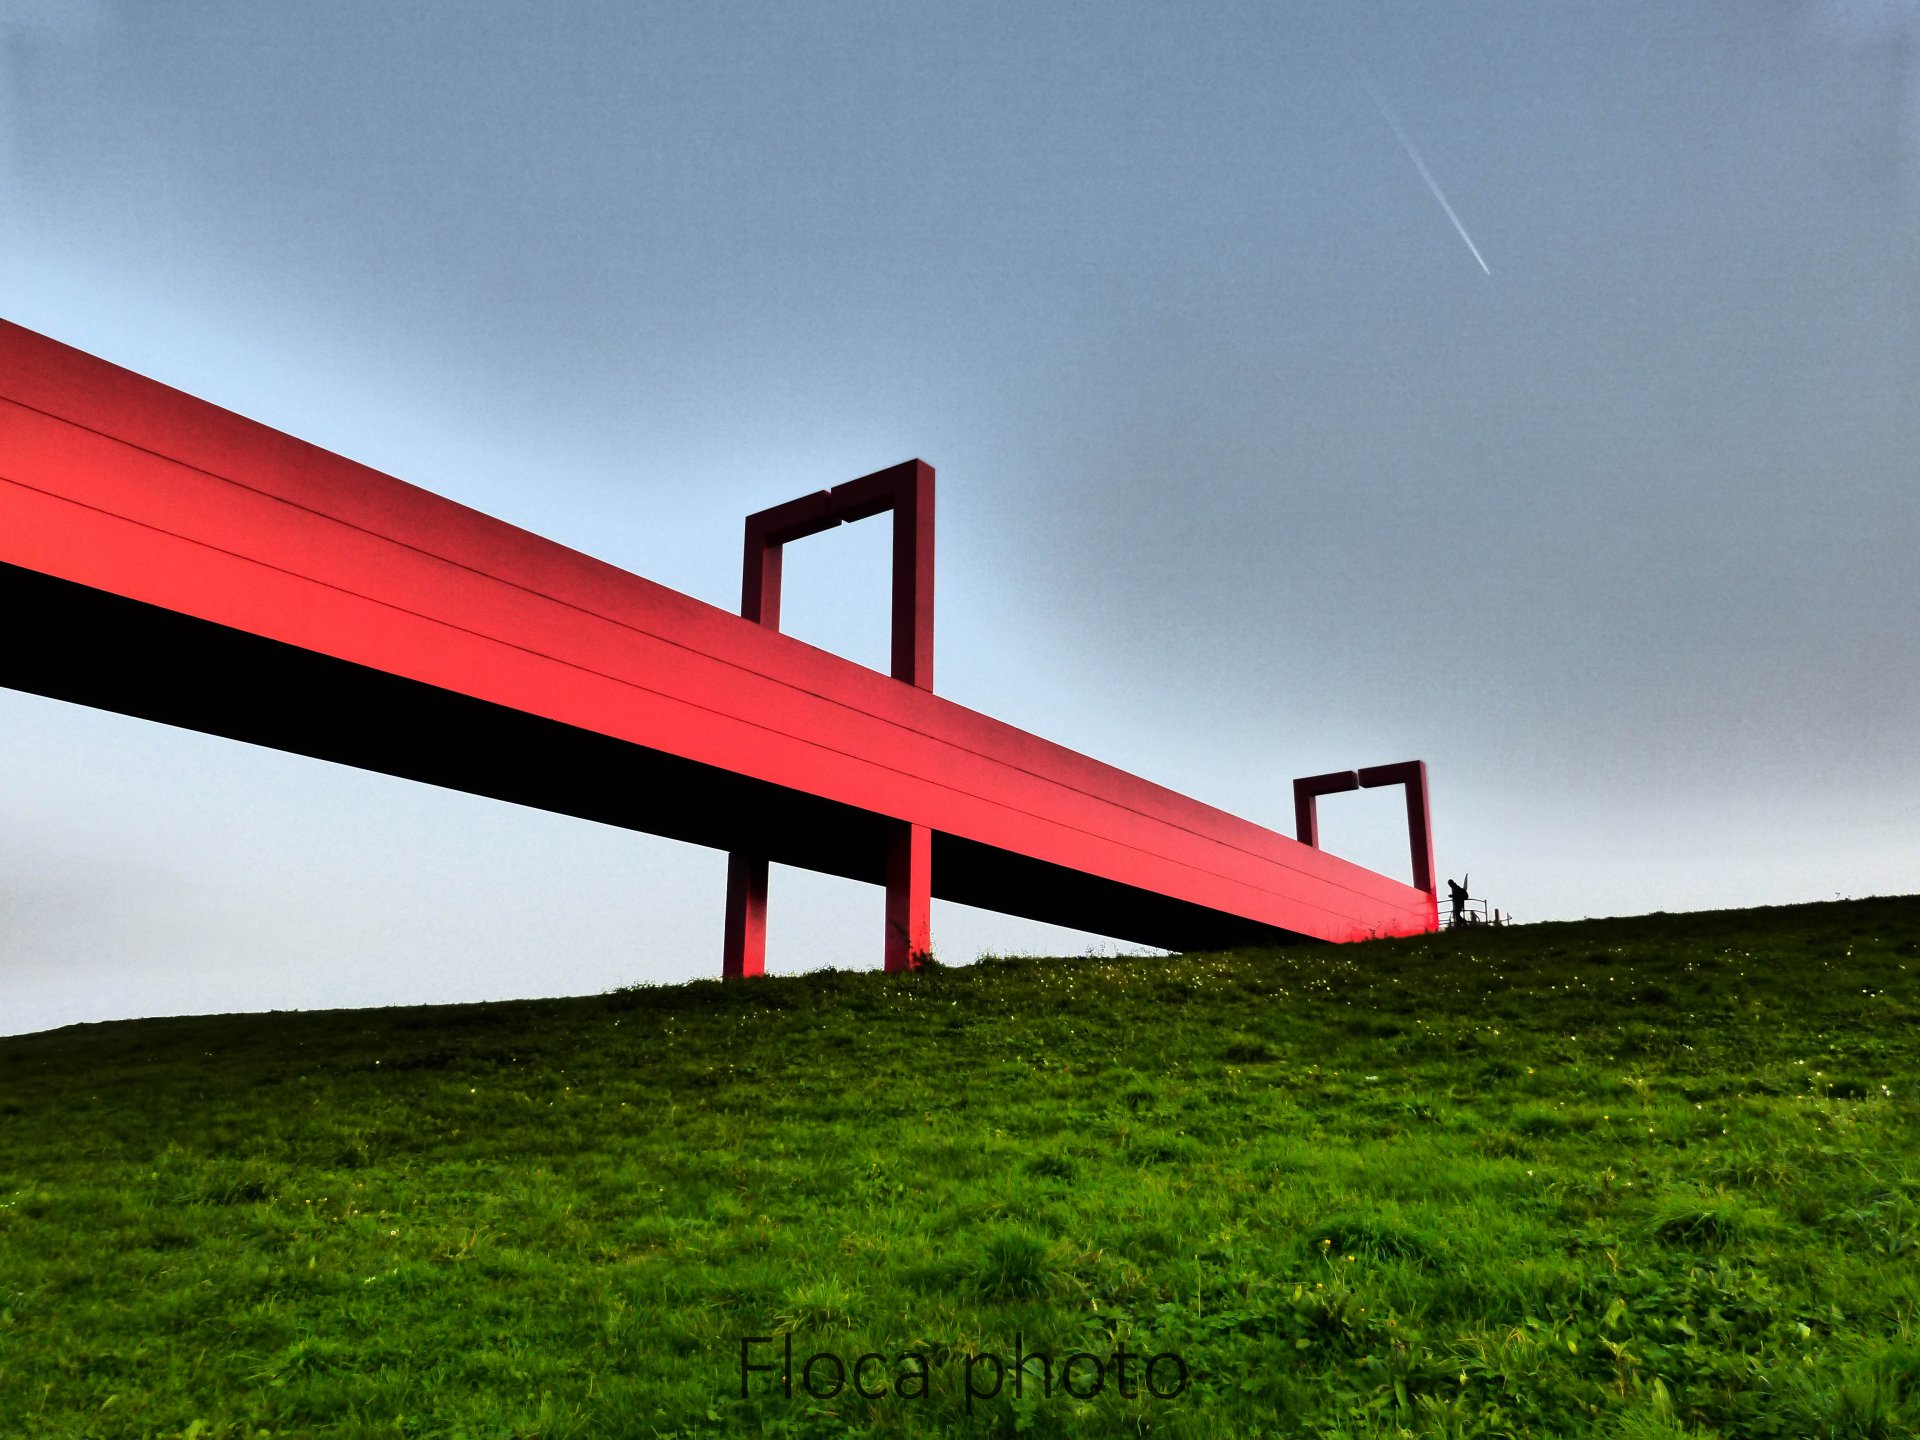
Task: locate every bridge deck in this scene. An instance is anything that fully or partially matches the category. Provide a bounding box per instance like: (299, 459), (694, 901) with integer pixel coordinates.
(0, 320), (1436, 952)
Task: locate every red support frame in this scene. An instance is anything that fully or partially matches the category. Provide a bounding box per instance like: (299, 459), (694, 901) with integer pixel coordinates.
(1294, 760), (1436, 910)
(722, 460), (935, 977)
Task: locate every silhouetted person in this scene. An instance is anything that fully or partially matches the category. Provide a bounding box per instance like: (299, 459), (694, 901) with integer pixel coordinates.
(1447, 877), (1469, 927)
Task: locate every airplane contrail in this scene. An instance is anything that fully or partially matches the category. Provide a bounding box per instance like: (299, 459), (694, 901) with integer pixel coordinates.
(1362, 78), (1491, 276)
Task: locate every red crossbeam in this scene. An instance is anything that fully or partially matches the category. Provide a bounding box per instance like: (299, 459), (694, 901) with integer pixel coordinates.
(0, 319), (1438, 969)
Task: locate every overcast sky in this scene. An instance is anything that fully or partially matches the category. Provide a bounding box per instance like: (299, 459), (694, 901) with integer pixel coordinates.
(3, 1), (1916, 1036)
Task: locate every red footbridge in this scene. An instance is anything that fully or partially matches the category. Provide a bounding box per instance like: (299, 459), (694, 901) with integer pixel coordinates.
(0, 320), (1438, 977)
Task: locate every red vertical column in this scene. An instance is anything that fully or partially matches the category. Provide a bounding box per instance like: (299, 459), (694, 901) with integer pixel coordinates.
(888, 460), (934, 690)
(1399, 764), (1438, 932)
(883, 820), (931, 972)
(721, 854), (768, 979)
(882, 462), (933, 969)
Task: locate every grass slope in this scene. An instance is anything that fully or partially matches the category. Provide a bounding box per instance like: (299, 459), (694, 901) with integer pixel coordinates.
(2, 898), (1918, 1439)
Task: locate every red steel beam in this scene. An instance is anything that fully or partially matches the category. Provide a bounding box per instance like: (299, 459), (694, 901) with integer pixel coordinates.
(0, 319), (1439, 959)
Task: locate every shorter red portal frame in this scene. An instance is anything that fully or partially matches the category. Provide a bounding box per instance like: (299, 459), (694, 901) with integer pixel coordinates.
(725, 462), (934, 977)
(1292, 762), (1434, 896)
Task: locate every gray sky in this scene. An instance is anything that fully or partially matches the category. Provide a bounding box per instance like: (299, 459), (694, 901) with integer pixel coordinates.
(4, 1), (1916, 1036)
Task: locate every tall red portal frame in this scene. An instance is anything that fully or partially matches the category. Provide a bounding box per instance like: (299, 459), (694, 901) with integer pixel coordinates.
(0, 319), (1440, 979)
(725, 461), (934, 977)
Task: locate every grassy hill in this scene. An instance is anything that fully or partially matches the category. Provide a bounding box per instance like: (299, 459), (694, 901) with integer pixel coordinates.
(2, 898), (1917, 1439)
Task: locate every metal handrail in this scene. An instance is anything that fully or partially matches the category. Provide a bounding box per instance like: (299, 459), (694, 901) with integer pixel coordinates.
(1441, 898), (1512, 929)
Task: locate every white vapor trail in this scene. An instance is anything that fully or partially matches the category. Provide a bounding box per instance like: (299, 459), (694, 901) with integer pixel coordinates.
(1363, 78), (1491, 276)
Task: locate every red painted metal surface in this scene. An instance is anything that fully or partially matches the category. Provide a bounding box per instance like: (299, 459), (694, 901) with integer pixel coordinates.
(727, 462), (934, 976)
(0, 319), (1439, 968)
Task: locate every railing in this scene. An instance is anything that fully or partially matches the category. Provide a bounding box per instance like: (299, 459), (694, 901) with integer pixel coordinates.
(1442, 898), (1512, 929)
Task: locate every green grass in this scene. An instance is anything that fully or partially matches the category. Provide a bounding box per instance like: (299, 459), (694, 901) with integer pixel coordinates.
(3, 897), (1919, 1438)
